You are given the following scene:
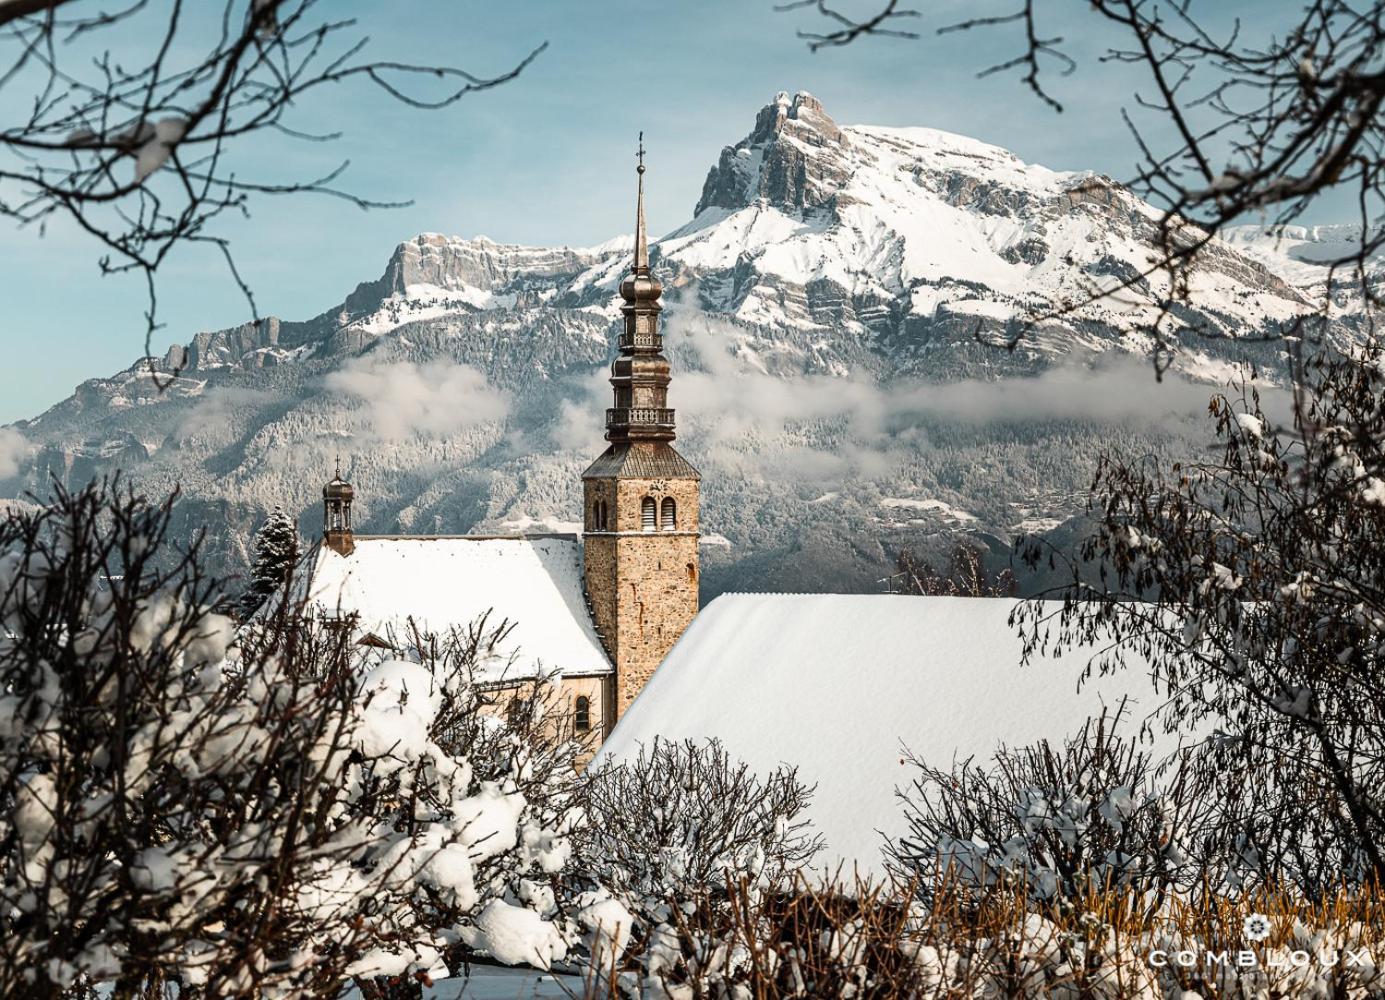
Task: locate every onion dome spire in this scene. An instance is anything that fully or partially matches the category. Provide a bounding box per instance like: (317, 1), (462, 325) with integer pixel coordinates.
(607, 134), (674, 444)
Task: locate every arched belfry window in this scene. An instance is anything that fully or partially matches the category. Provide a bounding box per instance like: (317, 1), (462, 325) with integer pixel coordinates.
(592, 499), (607, 531)
(661, 497), (677, 531)
(641, 496), (657, 531)
(574, 696), (591, 733)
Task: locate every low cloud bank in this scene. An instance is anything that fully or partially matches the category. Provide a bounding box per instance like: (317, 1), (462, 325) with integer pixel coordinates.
(542, 311), (1251, 482)
(326, 358), (511, 442)
(0, 427), (26, 480)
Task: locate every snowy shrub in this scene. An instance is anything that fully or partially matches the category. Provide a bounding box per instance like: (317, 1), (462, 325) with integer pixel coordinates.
(349, 618), (587, 996)
(888, 712), (1205, 912)
(572, 738), (820, 986)
(578, 738), (821, 925)
(1018, 339), (1385, 894)
(0, 482), (582, 999)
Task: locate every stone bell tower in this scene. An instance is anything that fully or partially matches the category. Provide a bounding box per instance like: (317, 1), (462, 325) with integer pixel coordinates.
(323, 458), (355, 556)
(583, 139), (701, 725)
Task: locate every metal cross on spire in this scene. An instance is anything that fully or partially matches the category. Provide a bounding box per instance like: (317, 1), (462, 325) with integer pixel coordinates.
(633, 131), (650, 273)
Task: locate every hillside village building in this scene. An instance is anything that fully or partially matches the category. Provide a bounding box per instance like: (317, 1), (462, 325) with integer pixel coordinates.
(302, 151), (699, 741)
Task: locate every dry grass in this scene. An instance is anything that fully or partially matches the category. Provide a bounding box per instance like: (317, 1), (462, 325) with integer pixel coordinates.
(589, 874), (1385, 998)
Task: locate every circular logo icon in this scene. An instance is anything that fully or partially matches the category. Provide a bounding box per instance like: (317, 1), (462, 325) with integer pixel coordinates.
(1243, 912), (1272, 942)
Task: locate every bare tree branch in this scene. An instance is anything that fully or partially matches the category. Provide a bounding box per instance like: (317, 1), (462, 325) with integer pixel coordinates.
(0, 0), (544, 387)
(779, 0), (1385, 358)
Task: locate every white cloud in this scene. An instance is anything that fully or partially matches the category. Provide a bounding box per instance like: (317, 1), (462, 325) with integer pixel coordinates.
(648, 309), (1258, 483)
(325, 357), (511, 442)
(549, 367), (610, 454)
(0, 427), (26, 479)
(668, 311), (1228, 431)
(547, 308), (1274, 487)
(174, 386), (273, 443)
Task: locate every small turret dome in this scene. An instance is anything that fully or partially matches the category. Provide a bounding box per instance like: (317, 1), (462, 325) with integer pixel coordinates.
(323, 473), (354, 501)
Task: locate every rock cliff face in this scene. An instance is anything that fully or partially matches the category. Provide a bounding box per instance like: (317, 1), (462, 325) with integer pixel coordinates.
(0, 93), (1360, 598)
(697, 91), (850, 214)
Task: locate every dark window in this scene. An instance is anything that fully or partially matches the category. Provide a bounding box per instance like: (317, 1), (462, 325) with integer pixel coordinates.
(661, 497), (677, 531)
(575, 696), (591, 733)
(641, 496), (657, 531)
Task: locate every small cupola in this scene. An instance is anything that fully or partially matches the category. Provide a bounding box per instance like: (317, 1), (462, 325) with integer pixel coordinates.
(323, 458), (355, 556)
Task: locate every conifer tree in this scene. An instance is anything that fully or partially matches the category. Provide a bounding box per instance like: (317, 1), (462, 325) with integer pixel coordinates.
(240, 504), (300, 619)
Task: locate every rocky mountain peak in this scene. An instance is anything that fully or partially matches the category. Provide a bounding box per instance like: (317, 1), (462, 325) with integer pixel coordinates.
(750, 90), (843, 145)
(695, 90), (851, 217)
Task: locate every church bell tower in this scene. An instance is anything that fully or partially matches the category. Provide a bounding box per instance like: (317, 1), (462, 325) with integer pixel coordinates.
(323, 459), (355, 556)
(583, 140), (701, 726)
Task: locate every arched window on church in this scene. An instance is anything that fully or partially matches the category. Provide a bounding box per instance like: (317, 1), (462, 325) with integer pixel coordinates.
(599, 500), (608, 530)
(574, 696), (590, 733)
(661, 497), (677, 531)
(641, 496), (657, 531)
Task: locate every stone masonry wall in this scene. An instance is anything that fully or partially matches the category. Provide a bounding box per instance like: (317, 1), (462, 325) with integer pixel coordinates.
(583, 473), (700, 725)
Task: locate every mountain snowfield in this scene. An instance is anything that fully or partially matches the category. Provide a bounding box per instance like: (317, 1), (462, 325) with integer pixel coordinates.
(0, 91), (1358, 594)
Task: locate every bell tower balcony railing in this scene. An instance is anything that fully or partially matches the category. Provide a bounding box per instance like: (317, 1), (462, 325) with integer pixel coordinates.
(618, 330), (663, 351)
(606, 406), (676, 430)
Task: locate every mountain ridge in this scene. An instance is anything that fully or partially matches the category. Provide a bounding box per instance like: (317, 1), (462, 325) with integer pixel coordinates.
(1, 91), (1355, 597)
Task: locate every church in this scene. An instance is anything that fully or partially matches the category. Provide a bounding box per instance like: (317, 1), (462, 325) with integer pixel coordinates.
(300, 152), (698, 743)
(297, 151), (1174, 871)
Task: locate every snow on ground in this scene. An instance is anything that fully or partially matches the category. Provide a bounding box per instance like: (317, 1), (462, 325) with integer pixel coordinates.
(353, 290), (512, 336)
(880, 497), (978, 522)
(939, 298), (1017, 322)
(1221, 224), (1372, 286)
(304, 537), (610, 681)
(498, 515), (584, 536)
(596, 594), (1176, 873)
(1012, 516), (1066, 534)
(339, 965), (581, 999)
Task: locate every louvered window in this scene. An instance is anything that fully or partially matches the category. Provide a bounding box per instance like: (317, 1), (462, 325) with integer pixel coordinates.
(641, 497), (657, 531)
(661, 497), (677, 531)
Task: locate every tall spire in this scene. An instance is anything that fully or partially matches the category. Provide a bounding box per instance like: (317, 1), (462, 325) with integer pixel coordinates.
(618, 132), (663, 314)
(634, 132), (649, 275)
(608, 136), (673, 444)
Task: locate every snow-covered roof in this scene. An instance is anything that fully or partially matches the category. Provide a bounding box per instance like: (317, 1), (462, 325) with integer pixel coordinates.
(303, 535), (611, 682)
(594, 594), (1173, 873)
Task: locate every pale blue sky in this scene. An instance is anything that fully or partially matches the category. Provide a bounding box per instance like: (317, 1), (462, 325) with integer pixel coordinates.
(0, 0), (1321, 422)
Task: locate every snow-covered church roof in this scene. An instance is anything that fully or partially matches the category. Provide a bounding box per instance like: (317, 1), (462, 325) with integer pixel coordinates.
(302, 535), (611, 682)
(594, 593), (1172, 873)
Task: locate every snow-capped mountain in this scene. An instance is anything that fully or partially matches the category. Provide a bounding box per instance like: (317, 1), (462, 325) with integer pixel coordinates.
(0, 92), (1345, 595)
(1222, 223), (1385, 315)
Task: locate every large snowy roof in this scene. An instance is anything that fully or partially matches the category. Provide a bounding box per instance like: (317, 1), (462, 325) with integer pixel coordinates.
(594, 594), (1174, 873)
(303, 535), (611, 682)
